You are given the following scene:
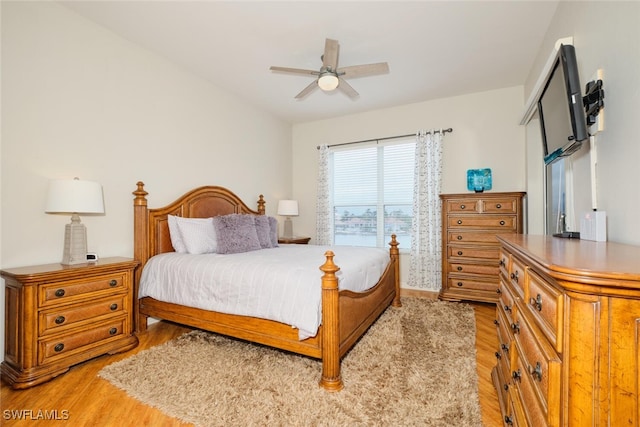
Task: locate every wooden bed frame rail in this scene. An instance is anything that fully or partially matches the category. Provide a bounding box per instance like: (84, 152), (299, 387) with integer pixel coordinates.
(132, 181), (401, 391)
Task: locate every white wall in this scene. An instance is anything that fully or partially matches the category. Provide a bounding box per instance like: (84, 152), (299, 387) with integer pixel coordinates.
(1, 2), (291, 359)
(291, 86), (526, 288)
(523, 1), (640, 245)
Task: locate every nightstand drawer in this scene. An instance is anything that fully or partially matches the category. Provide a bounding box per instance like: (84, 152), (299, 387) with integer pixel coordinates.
(448, 215), (517, 230)
(40, 295), (127, 335)
(40, 273), (127, 307)
(39, 318), (126, 364)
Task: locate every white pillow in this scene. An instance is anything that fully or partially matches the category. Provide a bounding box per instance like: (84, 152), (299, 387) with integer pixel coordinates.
(167, 215), (187, 253)
(168, 215), (217, 254)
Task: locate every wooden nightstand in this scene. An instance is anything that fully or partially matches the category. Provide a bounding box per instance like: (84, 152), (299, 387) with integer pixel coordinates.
(278, 237), (311, 245)
(1, 257), (139, 389)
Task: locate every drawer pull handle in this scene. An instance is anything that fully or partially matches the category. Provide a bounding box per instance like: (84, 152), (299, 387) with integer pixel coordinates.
(501, 343), (509, 353)
(457, 220), (462, 225)
(496, 288), (502, 294)
(456, 235), (462, 240)
(460, 204), (466, 209)
(504, 415), (514, 425)
(109, 327), (118, 335)
(511, 322), (520, 334)
(495, 351), (501, 360)
(529, 362), (543, 382)
(493, 319), (499, 326)
(54, 316), (66, 325)
(500, 220), (505, 226)
(499, 258), (506, 267)
(503, 384), (509, 391)
(510, 271), (519, 283)
(110, 303), (118, 311)
(503, 304), (512, 313)
(457, 282), (463, 287)
(457, 266), (463, 271)
(496, 204), (502, 209)
(54, 343), (64, 352)
(530, 294), (543, 311)
(55, 289), (66, 297)
(109, 280), (118, 287)
(457, 250), (463, 256)
(511, 369), (522, 382)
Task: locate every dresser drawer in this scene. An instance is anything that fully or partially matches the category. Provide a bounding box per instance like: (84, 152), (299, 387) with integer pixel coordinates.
(39, 295), (127, 336)
(448, 215), (517, 230)
(449, 245), (499, 260)
(448, 262), (498, 276)
(448, 231), (502, 245)
(445, 199), (479, 213)
(512, 350), (551, 427)
(448, 276), (498, 293)
(499, 278), (517, 326)
(499, 249), (510, 280)
(39, 318), (127, 364)
(514, 311), (561, 415)
(480, 198), (520, 214)
(509, 256), (527, 298)
(525, 270), (563, 352)
(39, 273), (127, 307)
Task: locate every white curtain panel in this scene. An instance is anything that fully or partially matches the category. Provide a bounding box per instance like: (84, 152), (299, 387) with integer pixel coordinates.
(316, 145), (332, 245)
(408, 131), (443, 290)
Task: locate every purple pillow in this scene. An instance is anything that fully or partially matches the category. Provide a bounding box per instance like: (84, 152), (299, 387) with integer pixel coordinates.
(268, 216), (279, 247)
(213, 214), (262, 254)
(254, 215), (272, 249)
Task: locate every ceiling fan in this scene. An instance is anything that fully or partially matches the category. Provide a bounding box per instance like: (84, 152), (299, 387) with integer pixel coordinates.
(270, 38), (389, 99)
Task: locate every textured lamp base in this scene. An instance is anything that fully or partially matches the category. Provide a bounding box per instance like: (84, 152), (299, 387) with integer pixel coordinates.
(61, 214), (87, 265)
(283, 217), (294, 239)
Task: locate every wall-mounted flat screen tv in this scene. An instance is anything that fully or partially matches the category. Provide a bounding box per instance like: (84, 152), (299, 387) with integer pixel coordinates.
(538, 44), (589, 165)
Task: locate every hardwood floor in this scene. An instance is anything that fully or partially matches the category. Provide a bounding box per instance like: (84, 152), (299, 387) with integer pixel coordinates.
(1, 302), (501, 426)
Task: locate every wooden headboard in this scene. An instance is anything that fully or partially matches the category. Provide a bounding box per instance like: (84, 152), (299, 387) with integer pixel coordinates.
(132, 181), (265, 269)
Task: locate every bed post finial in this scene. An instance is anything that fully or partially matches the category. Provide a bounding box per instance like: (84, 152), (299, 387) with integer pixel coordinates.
(319, 251), (343, 392)
(257, 194), (266, 215)
(389, 234), (402, 307)
(133, 181), (148, 206)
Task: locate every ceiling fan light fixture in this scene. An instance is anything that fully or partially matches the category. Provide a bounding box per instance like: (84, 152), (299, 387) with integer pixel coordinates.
(318, 73), (339, 91)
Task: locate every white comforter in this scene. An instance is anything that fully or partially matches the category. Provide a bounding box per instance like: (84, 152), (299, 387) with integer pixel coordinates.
(139, 245), (390, 339)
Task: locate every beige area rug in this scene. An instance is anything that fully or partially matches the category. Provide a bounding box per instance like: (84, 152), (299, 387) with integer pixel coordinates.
(99, 298), (481, 426)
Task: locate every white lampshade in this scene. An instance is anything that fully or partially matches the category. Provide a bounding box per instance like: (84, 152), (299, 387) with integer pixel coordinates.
(277, 200), (299, 216)
(45, 179), (105, 214)
(318, 73), (339, 91)
(45, 178), (104, 265)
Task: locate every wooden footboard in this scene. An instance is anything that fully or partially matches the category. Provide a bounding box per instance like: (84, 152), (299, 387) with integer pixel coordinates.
(132, 181), (400, 391)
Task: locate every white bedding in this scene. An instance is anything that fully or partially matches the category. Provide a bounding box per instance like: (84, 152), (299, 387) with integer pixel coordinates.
(139, 245), (390, 339)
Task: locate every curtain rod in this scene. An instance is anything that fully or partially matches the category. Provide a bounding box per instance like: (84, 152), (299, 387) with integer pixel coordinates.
(316, 128), (453, 150)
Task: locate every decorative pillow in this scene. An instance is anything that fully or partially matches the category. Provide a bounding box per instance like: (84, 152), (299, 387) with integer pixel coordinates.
(213, 214), (262, 254)
(254, 215), (273, 249)
(268, 216), (279, 247)
(172, 216), (217, 254)
(167, 215), (188, 253)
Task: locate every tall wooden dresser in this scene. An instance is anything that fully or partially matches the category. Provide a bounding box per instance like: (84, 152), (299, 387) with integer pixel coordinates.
(439, 192), (525, 303)
(493, 234), (640, 426)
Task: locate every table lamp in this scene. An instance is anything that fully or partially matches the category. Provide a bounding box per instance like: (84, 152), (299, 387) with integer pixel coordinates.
(45, 178), (105, 265)
(277, 200), (299, 239)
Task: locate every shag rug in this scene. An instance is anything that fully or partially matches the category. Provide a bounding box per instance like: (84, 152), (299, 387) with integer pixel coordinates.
(99, 298), (481, 426)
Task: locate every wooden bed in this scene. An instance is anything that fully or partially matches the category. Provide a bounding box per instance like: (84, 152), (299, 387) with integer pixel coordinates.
(132, 181), (401, 391)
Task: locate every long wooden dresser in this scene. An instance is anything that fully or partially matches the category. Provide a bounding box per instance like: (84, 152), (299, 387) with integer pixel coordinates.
(493, 234), (640, 426)
(439, 192), (525, 303)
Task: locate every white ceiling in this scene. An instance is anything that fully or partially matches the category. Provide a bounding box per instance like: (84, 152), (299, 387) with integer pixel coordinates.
(59, 1), (559, 124)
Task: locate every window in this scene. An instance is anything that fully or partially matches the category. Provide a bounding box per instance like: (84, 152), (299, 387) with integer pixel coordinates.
(330, 138), (415, 249)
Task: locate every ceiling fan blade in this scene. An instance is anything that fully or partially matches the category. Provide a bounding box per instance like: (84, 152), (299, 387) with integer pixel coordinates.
(294, 80), (319, 99)
(339, 62), (389, 78)
(338, 77), (359, 98)
(270, 66), (319, 76)
(322, 38), (339, 71)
